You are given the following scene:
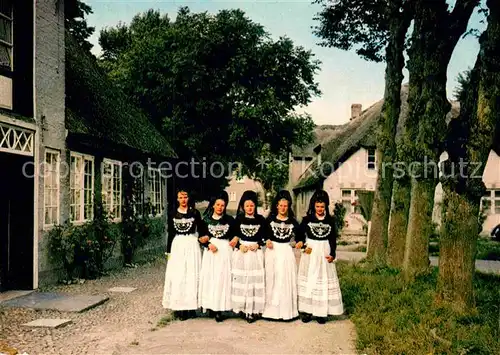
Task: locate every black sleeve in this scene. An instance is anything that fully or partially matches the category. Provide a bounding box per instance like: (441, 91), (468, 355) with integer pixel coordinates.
(328, 216), (338, 259)
(259, 215), (269, 246)
(296, 216), (307, 246)
(231, 216), (241, 248)
(166, 213), (175, 253)
(194, 209), (209, 246)
(293, 218), (304, 245)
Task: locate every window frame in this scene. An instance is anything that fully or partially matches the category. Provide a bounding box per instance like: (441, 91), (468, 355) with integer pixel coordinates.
(148, 167), (166, 217)
(101, 158), (123, 222)
(367, 148), (376, 170)
(43, 148), (60, 228)
(70, 151), (95, 224)
(0, 0), (14, 75)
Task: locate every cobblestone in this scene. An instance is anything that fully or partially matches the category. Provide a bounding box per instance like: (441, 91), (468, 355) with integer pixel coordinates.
(1, 258), (357, 355)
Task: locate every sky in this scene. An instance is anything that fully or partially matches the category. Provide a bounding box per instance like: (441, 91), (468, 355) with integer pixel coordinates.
(85, 0), (487, 126)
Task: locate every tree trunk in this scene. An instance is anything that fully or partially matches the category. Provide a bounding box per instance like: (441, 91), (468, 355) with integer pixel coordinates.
(437, 191), (479, 311)
(387, 176), (411, 267)
(437, 0), (500, 310)
(402, 0), (478, 279)
(368, 0), (412, 263)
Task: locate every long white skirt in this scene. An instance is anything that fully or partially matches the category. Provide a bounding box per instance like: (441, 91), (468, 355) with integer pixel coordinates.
(231, 241), (265, 315)
(297, 238), (344, 317)
(198, 238), (233, 312)
(162, 234), (202, 310)
(262, 241), (298, 320)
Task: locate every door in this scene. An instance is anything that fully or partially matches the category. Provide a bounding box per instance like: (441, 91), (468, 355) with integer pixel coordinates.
(0, 151), (34, 291)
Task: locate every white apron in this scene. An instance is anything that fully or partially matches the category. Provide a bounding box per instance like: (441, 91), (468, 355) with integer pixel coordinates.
(297, 238), (344, 317)
(162, 233), (202, 310)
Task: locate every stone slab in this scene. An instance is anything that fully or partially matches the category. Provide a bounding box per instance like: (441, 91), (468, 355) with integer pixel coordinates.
(1, 292), (109, 312)
(22, 318), (72, 329)
(0, 290), (33, 304)
(108, 287), (137, 293)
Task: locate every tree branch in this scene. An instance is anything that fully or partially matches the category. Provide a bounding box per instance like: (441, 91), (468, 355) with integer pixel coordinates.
(450, 0), (480, 35)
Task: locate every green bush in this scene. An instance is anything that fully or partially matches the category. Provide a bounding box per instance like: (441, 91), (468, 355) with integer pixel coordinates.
(48, 200), (120, 281)
(333, 202), (347, 232)
(357, 190), (374, 221)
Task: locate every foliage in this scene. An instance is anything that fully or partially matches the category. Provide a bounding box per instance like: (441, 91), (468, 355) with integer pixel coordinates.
(338, 262), (500, 354)
(65, 0), (95, 52)
(333, 202), (347, 232)
(48, 199), (120, 281)
(97, 7), (319, 183)
(357, 190), (375, 221)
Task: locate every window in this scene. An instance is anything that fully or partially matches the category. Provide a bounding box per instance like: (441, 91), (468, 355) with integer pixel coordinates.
(341, 189), (352, 213)
(341, 189), (363, 214)
(0, 0), (13, 72)
(229, 191), (236, 202)
(102, 159), (122, 220)
(70, 152), (94, 223)
(367, 148), (376, 170)
(149, 168), (166, 216)
(481, 189), (500, 215)
(44, 150), (59, 227)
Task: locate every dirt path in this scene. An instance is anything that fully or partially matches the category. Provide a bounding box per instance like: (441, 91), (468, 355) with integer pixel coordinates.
(1, 259), (358, 355)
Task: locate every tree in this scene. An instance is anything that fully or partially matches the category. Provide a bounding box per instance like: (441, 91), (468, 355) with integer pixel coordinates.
(98, 7), (319, 198)
(437, 0), (499, 310)
(65, 0), (95, 52)
(401, 0), (479, 279)
(313, 0), (414, 264)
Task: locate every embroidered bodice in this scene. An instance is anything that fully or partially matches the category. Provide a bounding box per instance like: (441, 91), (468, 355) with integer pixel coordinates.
(297, 214), (338, 258)
(168, 208), (206, 237)
(233, 214), (267, 245)
(204, 214), (234, 240)
(267, 216), (301, 243)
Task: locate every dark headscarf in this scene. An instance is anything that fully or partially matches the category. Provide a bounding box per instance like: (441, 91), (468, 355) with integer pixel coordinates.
(237, 190), (259, 216)
(306, 189), (331, 217)
(269, 189), (295, 219)
(203, 190), (229, 218)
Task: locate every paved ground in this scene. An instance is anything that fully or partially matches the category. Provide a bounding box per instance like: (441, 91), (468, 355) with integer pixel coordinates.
(336, 251), (500, 274)
(1, 258), (358, 355)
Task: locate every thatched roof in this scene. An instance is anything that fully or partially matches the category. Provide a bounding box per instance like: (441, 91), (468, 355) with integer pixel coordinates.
(293, 84), (461, 191)
(293, 98), (383, 190)
(65, 34), (176, 158)
(291, 125), (346, 157)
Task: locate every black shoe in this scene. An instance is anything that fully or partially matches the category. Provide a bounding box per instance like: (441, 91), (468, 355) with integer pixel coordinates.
(246, 314), (256, 323)
(215, 312), (224, 323)
(238, 311), (246, 319)
(178, 311), (188, 321)
(188, 310), (197, 319)
(301, 313), (312, 323)
(317, 317), (327, 324)
(207, 309), (215, 318)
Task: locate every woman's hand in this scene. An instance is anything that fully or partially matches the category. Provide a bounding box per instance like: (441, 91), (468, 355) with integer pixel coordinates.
(266, 239), (273, 249)
(199, 236), (209, 244)
(295, 241), (304, 249)
(325, 255), (334, 263)
(239, 244), (248, 253)
(209, 243), (218, 253)
(229, 237), (239, 248)
(304, 247), (312, 255)
(248, 244), (259, 252)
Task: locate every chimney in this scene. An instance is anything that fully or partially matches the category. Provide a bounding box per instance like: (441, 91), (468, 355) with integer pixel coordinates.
(351, 103), (362, 120)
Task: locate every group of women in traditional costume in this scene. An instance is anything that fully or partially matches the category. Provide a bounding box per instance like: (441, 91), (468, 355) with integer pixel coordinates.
(162, 187), (344, 324)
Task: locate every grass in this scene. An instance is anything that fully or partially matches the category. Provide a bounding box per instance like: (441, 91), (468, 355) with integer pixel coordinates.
(338, 261), (500, 355)
(157, 313), (175, 328)
(428, 238), (500, 260)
